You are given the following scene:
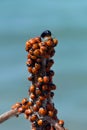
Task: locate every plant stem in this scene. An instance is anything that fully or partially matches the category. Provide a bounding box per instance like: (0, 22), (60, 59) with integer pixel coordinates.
(0, 109), (18, 124)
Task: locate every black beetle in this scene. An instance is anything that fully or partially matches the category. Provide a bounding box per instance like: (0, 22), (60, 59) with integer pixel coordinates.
(41, 30), (51, 38)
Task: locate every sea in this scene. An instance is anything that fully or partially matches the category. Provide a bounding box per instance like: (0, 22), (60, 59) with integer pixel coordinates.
(0, 0), (87, 130)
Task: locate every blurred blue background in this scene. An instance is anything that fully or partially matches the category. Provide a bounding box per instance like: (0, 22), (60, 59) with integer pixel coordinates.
(0, 0), (87, 130)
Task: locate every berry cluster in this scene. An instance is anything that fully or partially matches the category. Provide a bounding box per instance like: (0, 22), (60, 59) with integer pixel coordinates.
(11, 31), (64, 130)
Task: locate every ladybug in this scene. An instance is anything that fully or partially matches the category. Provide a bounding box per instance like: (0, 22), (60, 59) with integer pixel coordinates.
(41, 30), (51, 38)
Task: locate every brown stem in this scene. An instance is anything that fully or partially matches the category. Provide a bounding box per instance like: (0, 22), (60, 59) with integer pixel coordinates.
(43, 116), (65, 130)
(26, 35), (66, 130)
(0, 109), (19, 124)
(0, 110), (66, 130)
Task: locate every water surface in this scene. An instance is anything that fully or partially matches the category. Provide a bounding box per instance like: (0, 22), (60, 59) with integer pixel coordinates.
(0, 0), (87, 130)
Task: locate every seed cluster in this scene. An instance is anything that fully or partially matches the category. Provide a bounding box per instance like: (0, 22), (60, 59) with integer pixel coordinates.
(11, 31), (65, 130)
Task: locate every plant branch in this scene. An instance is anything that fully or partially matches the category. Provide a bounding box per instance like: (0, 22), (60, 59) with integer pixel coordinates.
(0, 109), (19, 124)
(43, 116), (66, 130)
(0, 110), (66, 130)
